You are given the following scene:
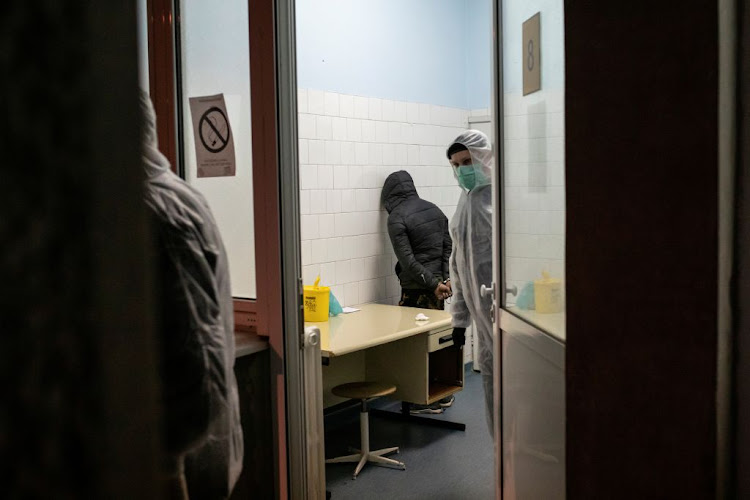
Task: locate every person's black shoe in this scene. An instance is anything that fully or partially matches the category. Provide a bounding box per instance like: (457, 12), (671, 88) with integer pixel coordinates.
(409, 403), (444, 414)
(438, 395), (455, 408)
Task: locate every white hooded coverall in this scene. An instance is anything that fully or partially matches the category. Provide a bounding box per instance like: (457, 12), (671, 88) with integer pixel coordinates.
(141, 91), (243, 497)
(447, 130), (496, 436)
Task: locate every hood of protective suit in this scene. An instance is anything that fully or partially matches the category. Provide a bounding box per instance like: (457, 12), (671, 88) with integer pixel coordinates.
(446, 129), (494, 192)
(140, 90), (172, 179)
(382, 170), (418, 213)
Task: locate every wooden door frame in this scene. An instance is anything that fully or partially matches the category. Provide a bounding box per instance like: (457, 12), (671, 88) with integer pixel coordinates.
(146, 0), (288, 496)
(247, 0), (288, 497)
(735, 0), (750, 495)
(147, 0), (178, 172)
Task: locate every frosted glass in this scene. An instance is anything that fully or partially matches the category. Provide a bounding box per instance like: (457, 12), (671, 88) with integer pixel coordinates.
(136, 0), (149, 91)
(179, 0), (256, 298)
(501, 0), (566, 341)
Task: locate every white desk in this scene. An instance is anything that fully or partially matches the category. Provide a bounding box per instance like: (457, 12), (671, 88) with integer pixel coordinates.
(309, 303), (452, 357)
(305, 303), (463, 411)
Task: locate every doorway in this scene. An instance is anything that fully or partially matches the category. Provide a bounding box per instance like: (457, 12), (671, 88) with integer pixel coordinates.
(291, 0), (502, 497)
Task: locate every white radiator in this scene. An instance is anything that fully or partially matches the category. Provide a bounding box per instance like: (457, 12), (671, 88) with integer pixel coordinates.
(302, 326), (326, 498)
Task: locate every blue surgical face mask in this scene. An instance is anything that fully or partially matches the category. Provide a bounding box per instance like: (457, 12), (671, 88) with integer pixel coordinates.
(455, 163), (489, 192)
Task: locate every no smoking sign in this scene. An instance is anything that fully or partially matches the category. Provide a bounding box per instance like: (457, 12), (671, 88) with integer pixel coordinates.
(199, 107), (231, 154)
(189, 94), (236, 178)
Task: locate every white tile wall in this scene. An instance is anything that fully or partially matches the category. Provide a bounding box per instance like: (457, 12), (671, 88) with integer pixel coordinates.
(298, 92), (564, 360)
(299, 88), (469, 307)
(499, 90), (566, 303)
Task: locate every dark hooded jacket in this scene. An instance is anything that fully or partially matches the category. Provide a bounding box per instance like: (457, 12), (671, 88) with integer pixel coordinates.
(382, 171), (452, 291)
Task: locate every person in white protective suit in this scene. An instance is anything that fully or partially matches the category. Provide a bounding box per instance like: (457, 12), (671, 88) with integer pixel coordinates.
(140, 91), (243, 499)
(446, 130), (496, 436)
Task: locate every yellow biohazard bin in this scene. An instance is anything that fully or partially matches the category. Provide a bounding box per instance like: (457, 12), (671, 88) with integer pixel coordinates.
(534, 271), (563, 314)
(303, 276), (330, 322)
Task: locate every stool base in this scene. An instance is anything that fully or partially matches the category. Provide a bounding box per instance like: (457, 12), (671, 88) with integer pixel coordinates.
(325, 410), (405, 479)
(325, 446), (405, 478)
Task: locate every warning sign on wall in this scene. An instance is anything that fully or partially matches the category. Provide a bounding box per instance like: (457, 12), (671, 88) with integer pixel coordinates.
(189, 93), (236, 178)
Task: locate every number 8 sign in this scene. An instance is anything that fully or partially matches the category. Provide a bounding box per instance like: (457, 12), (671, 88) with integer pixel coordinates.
(523, 12), (541, 96)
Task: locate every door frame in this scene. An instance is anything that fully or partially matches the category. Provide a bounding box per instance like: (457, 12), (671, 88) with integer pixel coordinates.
(490, 0), (504, 496)
(273, 0), (317, 495)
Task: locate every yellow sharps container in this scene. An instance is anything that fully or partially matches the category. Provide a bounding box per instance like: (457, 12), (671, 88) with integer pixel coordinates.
(303, 276), (330, 322)
(534, 271), (563, 314)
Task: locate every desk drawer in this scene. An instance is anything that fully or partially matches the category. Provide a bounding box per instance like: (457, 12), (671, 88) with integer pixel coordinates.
(428, 329), (454, 352)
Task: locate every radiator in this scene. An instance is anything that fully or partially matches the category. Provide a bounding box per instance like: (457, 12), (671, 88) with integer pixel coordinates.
(303, 326), (326, 498)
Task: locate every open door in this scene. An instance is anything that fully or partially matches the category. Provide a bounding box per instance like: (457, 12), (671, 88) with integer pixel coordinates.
(493, 0), (567, 498)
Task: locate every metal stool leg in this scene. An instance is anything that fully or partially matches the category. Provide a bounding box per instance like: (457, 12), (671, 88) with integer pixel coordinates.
(325, 398), (405, 479)
(325, 452), (362, 464)
(370, 446), (399, 457)
(369, 454), (405, 468)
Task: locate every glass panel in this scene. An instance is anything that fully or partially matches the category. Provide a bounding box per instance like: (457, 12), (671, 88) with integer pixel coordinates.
(178, 0), (256, 298)
(136, 0), (149, 91)
(501, 0), (566, 341)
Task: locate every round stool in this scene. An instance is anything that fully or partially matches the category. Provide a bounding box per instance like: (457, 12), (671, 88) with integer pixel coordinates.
(325, 381), (406, 479)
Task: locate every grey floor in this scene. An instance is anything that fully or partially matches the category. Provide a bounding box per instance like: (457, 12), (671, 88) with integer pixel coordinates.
(324, 364), (494, 500)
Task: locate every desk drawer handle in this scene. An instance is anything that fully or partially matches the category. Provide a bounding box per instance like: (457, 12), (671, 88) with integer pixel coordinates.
(439, 334), (453, 344)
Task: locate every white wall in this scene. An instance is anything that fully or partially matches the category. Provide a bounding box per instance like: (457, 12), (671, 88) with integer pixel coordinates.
(295, 0), (494, 311)
(298, 89), (468, 307)
(296, 87), (566, 312)
(296, 0), (566, 314)
(503, 91), (565, 294)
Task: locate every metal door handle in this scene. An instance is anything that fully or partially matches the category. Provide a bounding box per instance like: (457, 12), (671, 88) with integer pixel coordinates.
(506, 284), (518, 296)
(481, 283), (494, 298)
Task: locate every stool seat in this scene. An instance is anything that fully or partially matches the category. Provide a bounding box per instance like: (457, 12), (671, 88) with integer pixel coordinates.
(331, 381), (396, 400)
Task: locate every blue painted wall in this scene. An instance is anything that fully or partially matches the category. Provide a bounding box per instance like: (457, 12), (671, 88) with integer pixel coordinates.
(465, 0), (493, 109)
(296, 0), (492, 109)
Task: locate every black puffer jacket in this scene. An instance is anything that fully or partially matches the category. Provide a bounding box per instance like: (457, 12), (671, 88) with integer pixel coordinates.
(382, 171), (452, 291)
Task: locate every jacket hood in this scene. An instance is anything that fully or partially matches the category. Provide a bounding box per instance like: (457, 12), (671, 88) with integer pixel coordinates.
(382, 171), (418, 213)
(447, 129), (494, 171)
(140, 90), (171, 179)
